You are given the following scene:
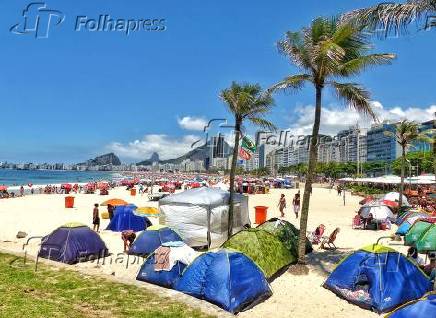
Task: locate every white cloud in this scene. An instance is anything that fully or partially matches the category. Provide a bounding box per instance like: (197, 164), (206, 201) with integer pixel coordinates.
(177, 116), (207, 131)
(108, 134), (200, 161)
(288, 102), (435, 135)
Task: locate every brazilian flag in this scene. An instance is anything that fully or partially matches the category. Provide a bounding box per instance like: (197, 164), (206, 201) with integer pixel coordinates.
(241, 135), (256, 153)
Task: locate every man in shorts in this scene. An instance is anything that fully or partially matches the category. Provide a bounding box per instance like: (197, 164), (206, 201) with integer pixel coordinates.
(92, 203), (100, 232)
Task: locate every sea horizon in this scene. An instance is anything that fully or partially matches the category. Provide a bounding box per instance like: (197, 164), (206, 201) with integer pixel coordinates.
(0, 169), (117, 186)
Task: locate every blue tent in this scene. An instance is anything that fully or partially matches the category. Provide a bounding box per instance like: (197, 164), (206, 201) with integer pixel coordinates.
(386, 292), (436, 317)
(129, 226), (182, 255)
(38, 223), (108, 264)
(176, 249), (272, 313)
(324, 245), (431, 313)
(136, 253), (186, 288)
(395, 215), (425, 236)
(106, 205), (151, 232)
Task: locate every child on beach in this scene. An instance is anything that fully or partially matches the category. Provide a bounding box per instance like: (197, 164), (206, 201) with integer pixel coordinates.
(278, 194), (286, 218)
(93, 203), (100, 232)
(121, 230), (137, 252)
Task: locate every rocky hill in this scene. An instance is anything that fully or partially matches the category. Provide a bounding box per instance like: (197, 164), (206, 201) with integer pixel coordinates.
(137, 140), (231, 166)
(79, 153), (121, 166)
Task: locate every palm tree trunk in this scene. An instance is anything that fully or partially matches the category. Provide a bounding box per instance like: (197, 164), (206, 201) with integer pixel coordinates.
(228, 119), (241, 238)
(399, 146), (405, 207)
(297, 85), (322, 264)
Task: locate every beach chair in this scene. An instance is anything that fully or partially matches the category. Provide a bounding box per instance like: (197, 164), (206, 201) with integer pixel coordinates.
(352, 215), (364, 229)
(320, 228), (340, 250)
(308, 224), (325, 244)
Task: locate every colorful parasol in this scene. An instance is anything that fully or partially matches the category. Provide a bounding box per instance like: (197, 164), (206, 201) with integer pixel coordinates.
(135, 206), (160, 216)
(101, 198), (128, 206)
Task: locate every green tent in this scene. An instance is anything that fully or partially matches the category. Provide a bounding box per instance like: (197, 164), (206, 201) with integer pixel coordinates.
(404, 219), (435, 246)
(415, 224), (436, 253)
(257, 218), (312, 257)
(221, 228), (295, 278)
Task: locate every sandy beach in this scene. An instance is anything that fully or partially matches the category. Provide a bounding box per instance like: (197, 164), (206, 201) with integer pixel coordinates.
(0, 185), (404, 318)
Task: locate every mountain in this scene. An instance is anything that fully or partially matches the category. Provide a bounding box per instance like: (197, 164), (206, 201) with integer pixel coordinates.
(79, 153), (121, 166)
(150, 152), (160, 163)
(136, 140), (232, 166)
(136, 152), (160, 166)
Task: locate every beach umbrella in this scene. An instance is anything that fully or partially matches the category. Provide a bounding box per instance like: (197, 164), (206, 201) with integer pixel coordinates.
(135, 206), (160, 217)
(383, 192), (409, 206)
(381, 200), (398, 209)
(358, 205), (394, 220)
(101, 198), (128, 206)
(415, 223), (436, 253)
(0, 185), (8, 191)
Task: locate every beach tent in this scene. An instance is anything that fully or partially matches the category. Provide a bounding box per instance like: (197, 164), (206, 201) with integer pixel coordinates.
(396, 215), (428, 236)
(38, 223), (108, 264)
(415, 223), (436, 253)
(383, 192), (409, 206)
(175, 249), (272, 313)
(404, 219), (436, 246)
(385, 292), (436, 318)
(358, 205), (394, 221)
(323, 244), (431, 313)
(221, 228), (295, 278)
(106, 205), (151, 232)
(396, 211), (428, 226)
(136, 241), (196, 288)
(129, 226), (183, 255)
(159, 188), (250, 248)
(256, 218), (312, 256)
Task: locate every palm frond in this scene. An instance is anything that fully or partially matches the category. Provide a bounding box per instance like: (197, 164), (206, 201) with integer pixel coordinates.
(332, 82), (377, 120)
(337, 53), (396, 76)
(269, 74), (312, 93)
(247, 117), (277, 131)
(341, 0), (436, 38)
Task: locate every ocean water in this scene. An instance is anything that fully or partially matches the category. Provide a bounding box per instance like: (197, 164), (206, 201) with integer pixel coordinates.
(0, 169), (115, 186)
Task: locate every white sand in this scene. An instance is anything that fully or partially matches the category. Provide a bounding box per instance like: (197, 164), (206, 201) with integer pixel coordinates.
(0, 186), (404, 317)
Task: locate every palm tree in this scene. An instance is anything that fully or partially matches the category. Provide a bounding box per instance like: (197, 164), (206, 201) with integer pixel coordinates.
(384, 120), (432, 206)
(270, 17), (395, 263)
(220, 82), (276, 237)
(342, 0), (436, 37)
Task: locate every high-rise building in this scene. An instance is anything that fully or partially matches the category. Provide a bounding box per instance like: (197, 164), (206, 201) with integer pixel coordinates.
(366, 123), (399, 162)
(411, 119), (434, 152)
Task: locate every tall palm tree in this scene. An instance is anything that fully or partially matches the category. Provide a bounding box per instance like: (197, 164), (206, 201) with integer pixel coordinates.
(270, 17), (395, 263)
(342, 0), (436, 37)
(385, 120), (432, 206)
(220, 82), (276, 237)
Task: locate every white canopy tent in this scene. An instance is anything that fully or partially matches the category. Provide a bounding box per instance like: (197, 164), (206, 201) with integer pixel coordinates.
(159, 188), (250, 248)
(339, 174), (435, 185)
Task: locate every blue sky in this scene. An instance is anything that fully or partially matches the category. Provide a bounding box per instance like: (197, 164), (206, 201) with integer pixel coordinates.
(0, 0), (435, 163)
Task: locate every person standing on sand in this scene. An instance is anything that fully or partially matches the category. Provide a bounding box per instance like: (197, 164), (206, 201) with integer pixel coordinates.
(93, 203), (100, 232)
(292, 191), (300, 218)
(278, 194), (286, 218)
(20, 185), (24, 196)
(107, 204), (114, 220)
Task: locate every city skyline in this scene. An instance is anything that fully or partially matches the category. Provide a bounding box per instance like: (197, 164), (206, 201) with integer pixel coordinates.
(0, 1), (435, 163)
